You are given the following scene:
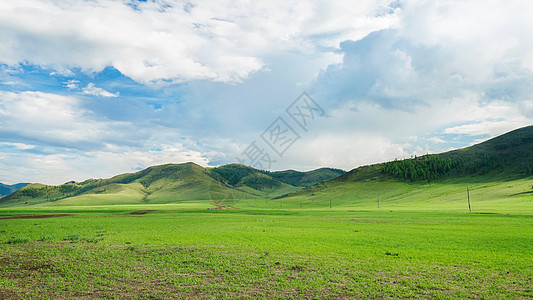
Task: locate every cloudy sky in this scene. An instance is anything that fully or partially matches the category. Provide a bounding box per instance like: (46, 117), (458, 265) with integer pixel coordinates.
(0, 0), (532, 185)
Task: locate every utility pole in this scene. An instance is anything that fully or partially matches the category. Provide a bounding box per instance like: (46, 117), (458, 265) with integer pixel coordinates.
(467, 187), (471, 213)
(280, 198), (282, 209)
(329, 195), (332, 210)
(299, 198), (302, 209)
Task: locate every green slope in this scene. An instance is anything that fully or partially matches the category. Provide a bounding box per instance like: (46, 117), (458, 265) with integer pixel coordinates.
(0, 163), (241, 207)
(279, 126), (533, 212)
(208, 164), (307, 197)
(268, 168), (345, 187)
(0, 162), (345, 207)
(383, 125), (533, 181)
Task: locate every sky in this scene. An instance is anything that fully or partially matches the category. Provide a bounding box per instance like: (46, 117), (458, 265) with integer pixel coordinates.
(0, 0), (532, 185)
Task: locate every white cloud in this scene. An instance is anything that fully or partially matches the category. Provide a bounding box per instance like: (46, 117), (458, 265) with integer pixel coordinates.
(64, 79), (79, 89)
(0, 0), (397, 84)
(49, 67), (74, 77)
(82, 83), (119, 98)
(0, 145), (212, 185)
(427, 137), (446, 144)
(443, 121), (528, 137)
(0, 91), (125, 147)
(399, 0), (533, 70)
(0, 91), (216, 184)
(306, 0), (533, 170)
(0, 142), (35, 150)
(1, 0), (533, 184)
(236, 95), (532, 172)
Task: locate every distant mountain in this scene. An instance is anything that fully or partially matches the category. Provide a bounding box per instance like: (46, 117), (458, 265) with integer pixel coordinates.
(0, 183), (31, 197)
(0, 163), (345, 207)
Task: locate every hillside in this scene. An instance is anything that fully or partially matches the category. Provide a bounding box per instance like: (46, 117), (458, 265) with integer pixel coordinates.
(0, 183), (31, 197)
(0, 163), (344, 207)
(2, 126), (532, 210)
(279, 125), (533, 211)
(269, 168), (345, 187)
(381, 125), (533, 181)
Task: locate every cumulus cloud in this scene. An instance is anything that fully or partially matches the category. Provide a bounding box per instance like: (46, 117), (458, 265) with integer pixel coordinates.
(0, 0), (397, 84)
(243, 95), (531, 172)
(0, 91), (133, 149)
(306, 0), (533, 168)
(64, 79), (79, 90)
(399, 0), (533, 71)
(1, 0), (533, 184)
(82, 83), (119, 98)
(0, 90), (216, 184)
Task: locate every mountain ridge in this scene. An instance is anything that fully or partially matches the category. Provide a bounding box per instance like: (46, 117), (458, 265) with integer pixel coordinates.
(0, 182), (31, 197)
(0, 163), (344, 207)
(2, 125), (532, 208)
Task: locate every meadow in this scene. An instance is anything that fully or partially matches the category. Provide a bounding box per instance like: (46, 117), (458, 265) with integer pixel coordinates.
(0, 201), (531, 299)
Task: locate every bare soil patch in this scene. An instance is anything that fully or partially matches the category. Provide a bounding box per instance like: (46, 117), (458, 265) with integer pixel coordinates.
(0, 214), (72, 220)
(209, 202), (224, 209)
(129, 210), (154, 215)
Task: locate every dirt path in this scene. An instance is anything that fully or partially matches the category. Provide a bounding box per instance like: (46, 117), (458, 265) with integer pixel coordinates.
(209, 202), (224, 209)
(209, 201), (238, 209)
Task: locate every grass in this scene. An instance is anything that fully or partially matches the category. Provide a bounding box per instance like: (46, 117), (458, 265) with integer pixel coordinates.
(5, 237), (29, 244)
(3, 174), (527, 216)
(2, 119), (532, 298)
(1, 166), (532, 298)
(278, 174), (533, 213)
(0, 205), (531, 299)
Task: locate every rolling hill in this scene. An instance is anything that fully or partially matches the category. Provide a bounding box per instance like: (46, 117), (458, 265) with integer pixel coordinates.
(278, 125), (533, 212)
(0, 183), (31, 197)
(2, 125), (532, 211)
(0, 163), (344, 207)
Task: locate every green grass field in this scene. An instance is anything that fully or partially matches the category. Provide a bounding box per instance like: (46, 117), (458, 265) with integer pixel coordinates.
(277, 176), (533, 213)
(1, 197), (532, 298)
(1, 161), (532, 299)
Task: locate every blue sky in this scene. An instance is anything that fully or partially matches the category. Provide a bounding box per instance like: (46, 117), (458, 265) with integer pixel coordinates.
(0, 0), (532, 185)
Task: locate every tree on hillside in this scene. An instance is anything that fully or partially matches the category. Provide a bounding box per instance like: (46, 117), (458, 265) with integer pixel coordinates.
(383, 155), (462, 181)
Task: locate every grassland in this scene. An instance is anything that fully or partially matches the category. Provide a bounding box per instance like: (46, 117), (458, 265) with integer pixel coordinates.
(0, 199), (532, 299)
(277, 174), (533, 213)
(1, 168), (532, 299)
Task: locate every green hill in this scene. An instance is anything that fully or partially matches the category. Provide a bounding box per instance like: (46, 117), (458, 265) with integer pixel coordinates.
(0, 163), (345, 207)
(2, 126), (532, 211)
(381, 125), (533, 181)
(208, 164), (345, 198)
(278, 125), (533, 212)
(0, 183), (31, 197)
(268, 168), (345, 187)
